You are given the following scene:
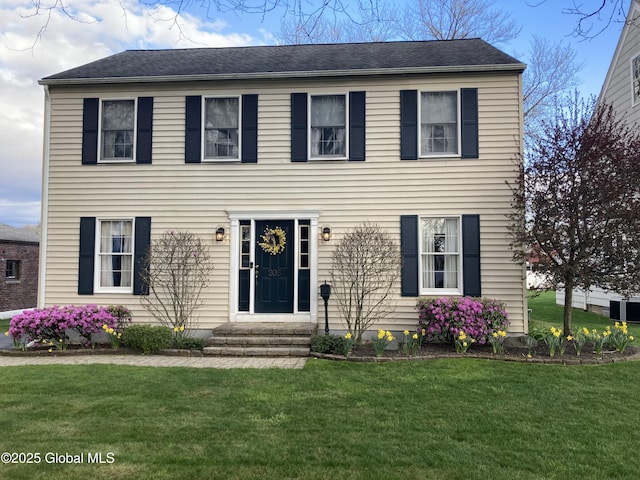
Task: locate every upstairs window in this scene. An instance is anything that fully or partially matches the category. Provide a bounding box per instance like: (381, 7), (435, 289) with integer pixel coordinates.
(204, 97), (240, 160)
(420, 91), (458, 156)
(310, 94), (347, 158)
(101, 100), (135, 161)
(633, 54), (640, 105)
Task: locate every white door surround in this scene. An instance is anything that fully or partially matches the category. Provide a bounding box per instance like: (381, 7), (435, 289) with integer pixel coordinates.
(227, 209), (320, 323)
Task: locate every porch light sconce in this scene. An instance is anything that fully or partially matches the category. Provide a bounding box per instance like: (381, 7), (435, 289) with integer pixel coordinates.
(215, 227), (225, 242)
(322, 226), (332, 242)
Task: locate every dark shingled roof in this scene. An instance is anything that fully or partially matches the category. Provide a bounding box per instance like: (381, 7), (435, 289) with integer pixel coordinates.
(0, 224), (39, 244)
(40, 39), (524, 84)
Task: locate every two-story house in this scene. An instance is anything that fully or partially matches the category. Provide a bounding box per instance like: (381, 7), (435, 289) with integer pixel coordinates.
(38, 39), (527, 335)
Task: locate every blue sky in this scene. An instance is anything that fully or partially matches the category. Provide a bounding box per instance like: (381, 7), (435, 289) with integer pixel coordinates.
(0, 0), (625, 227)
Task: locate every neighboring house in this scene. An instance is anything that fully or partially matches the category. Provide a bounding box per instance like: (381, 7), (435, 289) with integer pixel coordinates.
(0, 223), (39, 311)
(556, 1), (640, 321)
(38, 39), (527, 334)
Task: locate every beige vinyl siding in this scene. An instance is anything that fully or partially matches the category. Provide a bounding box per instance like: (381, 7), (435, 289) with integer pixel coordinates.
(42, 72), (526, 333)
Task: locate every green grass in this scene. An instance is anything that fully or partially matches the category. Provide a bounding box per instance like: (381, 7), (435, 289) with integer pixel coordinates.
(1, 359), (640, 480)
(1, 293), (638, 478)
(528, 290), (640, 338)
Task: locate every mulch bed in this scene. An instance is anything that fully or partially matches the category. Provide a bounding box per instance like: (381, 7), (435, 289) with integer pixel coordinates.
(312, 341), (640, 365)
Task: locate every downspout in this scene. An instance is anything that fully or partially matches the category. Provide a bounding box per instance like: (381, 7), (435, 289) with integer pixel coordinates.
(37, 85), (51, 308)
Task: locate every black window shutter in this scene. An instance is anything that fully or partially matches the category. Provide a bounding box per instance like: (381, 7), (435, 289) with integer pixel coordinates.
(349, 91), (366, 161)
(242, 94), (258, 163)
(78, 217), (96, 295)
(462, 214), (481, 297)
(291, 93), (308, 162)
(400, 90), (418, 160)
(185, 95), (202, 163)
(461, 88), (479, 159)
(133, 217), (151, 295)
(400, 215), (419, 296)
(136, 97), (153, 164)
(82, 98), (99, 165)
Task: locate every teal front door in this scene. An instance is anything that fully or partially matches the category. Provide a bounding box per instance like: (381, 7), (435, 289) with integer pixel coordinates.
(254, 220), (294, 313)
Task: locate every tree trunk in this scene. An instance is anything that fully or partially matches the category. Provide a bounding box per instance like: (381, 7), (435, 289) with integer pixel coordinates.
(563, 281), (574, 337)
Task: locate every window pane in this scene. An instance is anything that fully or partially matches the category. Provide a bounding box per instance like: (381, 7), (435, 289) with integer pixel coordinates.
(99, 220), (133, 288)
(311, 95), (345, 126)
(310, 95), (346, 158)
(102, 100), (134, 130)
(101, 100), (134, 160)
(421, 92), (458, 155)
(421, 217), (459, 290)
(311, 127), (346, 156)
(204, 98), (239, 159)
(205, 98), (239, 128)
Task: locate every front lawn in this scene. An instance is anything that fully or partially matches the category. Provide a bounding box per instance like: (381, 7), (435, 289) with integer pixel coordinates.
(1, 359), (640, 480)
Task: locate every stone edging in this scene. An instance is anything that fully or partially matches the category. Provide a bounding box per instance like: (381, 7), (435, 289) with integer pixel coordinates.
(310, 351), (640, 365)
(0, 348), (203, 358)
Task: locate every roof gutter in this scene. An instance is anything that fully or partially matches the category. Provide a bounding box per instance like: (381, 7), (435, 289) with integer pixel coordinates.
(39, 63), (526, 86)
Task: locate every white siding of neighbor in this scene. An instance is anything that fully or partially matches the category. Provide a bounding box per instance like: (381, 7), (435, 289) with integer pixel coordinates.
(568, 1), (640, 313)
(42, 72), (527, 333)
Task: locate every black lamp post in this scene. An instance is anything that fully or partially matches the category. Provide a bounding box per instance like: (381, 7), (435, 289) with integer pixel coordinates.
(320, 281), (331, 335)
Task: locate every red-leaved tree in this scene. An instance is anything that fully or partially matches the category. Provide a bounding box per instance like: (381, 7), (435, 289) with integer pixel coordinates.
(509, 96), (640, 335)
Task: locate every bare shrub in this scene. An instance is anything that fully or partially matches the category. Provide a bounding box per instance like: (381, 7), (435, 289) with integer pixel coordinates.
(330, 223), (402, 343)
(140, 230), (213, 331)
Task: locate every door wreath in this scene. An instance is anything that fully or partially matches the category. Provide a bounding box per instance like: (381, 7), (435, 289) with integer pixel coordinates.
(258, 226), (287, 255)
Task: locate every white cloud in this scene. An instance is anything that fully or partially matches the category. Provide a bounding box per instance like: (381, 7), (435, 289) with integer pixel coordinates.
(0, 0), (261, 227)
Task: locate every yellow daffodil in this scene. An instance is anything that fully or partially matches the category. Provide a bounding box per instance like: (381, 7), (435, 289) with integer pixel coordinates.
(567, 335), (573, 341)
(180, 325), (185, 332)
(492, 332), (498, 338)
(403, 329), (410, 336)
(582, 327), (590, 335)
(631, 336), (635, 341)
(377, 329), (385, 339)
(345, 332), (352, 340)
(421, 328), (426, 336)
(412, 333), (418, 340)
(4, 331), (8, 337)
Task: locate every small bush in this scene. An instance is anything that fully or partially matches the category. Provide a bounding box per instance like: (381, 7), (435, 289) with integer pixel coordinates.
(122, 325), (173, 354)
(177, 337), (205, 351)
(417, 296), (509, 346)
(310, 335), (346, 354)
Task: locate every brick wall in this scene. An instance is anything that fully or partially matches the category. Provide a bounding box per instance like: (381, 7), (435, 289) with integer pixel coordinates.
(0, 241), (39, 311)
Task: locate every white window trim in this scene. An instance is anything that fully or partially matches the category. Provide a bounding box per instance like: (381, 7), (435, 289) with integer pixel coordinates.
(98, 98), (137, 163)
(94, 218), (135, 294)
(630, 53), (640, 107)
(418, 215), (463, 296)
(418, 90), (461, 159)
(308, 93), (349, 161)
(202, 95), (242, 162)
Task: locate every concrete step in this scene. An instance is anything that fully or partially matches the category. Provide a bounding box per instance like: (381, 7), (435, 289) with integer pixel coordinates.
(204, 322), (317, 357)
(203, 346), (311, 357)
(206, 336), (311, 347)
(211, 322), (317, 336)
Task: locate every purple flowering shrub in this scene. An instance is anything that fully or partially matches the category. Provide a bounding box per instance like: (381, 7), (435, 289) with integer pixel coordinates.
(9, 305), (132, 347)
(417, 297), (509, 345)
